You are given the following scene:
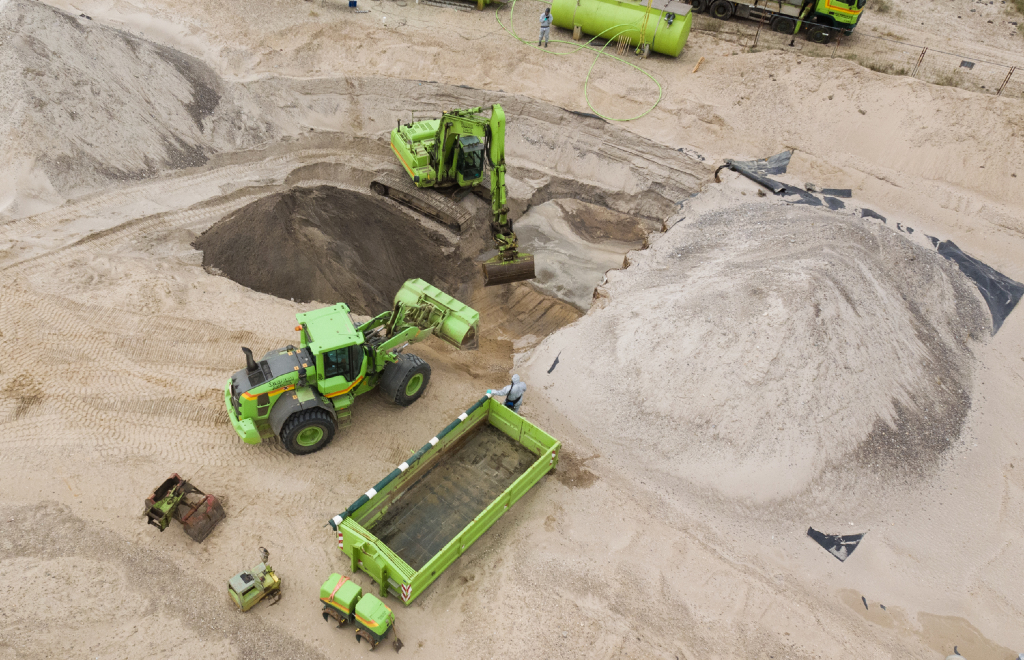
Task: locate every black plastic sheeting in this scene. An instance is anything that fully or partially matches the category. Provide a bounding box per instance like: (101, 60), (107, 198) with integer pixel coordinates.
(860, 208), (886, 223)
(936, 241), (1024, 334)
(824, 196), (846, 211)
(715, 151), (792, 194)
(783, 188), (823, 207)
(807, 527), (864, 562)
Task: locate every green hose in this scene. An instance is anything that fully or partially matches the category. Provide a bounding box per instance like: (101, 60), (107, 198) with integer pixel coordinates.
(495, 0), (664, 121)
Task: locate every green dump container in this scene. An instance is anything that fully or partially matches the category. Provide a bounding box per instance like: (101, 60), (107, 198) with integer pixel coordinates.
(550, 0), (693, 57)
(329, 394), (560, 605)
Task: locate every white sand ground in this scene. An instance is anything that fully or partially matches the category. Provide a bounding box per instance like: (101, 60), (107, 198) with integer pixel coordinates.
(1, 0), (1023, 658)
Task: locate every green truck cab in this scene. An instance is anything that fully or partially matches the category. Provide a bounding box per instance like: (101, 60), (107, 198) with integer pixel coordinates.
(320, 573), (399, 651)
(225, 279), (478, 455)
(694, 0), (864, 42)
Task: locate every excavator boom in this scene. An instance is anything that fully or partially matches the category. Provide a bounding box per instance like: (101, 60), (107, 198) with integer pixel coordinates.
(479, 105), (536, 286)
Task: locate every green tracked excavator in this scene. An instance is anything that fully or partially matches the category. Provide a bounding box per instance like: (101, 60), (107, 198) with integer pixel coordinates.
(371, 104), (536, 286)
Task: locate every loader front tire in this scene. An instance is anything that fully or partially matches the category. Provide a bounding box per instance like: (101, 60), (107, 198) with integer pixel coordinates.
(379, 354), (431, 407)
(281, 408), (336, 455)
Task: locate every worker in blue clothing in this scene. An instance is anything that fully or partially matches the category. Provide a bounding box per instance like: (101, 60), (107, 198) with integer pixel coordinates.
(539, 8), (552, 48)
(488, 374), (527, 413)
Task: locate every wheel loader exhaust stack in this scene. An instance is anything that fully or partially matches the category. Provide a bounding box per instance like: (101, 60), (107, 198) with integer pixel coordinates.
(374, 103), (536, 286)
(242, 346), (258, 373)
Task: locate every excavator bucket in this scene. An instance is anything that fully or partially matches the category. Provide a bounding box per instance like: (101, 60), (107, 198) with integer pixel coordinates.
(482, 253), (536, 287)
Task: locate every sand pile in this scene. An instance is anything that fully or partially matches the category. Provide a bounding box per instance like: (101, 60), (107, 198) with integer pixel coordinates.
(523, 202), (987, 502)
(195, 186), (465, 315)
(0, 0), (272, 217)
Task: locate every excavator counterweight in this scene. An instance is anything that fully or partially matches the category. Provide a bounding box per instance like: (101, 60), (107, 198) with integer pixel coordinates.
(374, 104), (535, 286)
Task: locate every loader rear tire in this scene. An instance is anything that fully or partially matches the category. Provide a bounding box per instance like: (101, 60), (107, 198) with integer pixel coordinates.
(379, 354), (431, 407)
(281, 408), (336, 455)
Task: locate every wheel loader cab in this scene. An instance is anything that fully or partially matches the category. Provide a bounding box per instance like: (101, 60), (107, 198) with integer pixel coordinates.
(297, 305), (368, 400)
(319, 345), (364, 391)
(455, 136), (485, 186)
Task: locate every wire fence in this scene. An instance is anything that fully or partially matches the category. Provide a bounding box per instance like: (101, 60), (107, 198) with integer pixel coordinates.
(690, 12), (1024, 99)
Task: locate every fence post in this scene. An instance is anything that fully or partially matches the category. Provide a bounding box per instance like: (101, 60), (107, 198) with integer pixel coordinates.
(752, 3), (767, 49)
(997, 66), (1015, 97)
(911, 46), (927, 78)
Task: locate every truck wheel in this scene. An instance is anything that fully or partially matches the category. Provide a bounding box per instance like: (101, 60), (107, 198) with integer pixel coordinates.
(691, 0), (709, 12)
(770, 16), (796, 33)
(281, 408), (336, 455)
(710, 0), (734, 19)
(379, 354), (431, 407)
(808, 25), (833, 43)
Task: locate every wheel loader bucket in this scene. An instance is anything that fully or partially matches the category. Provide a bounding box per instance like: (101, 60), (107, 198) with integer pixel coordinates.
(482, 252), (536, 286)
(179, 494), (226, 543)
(393, 279), (480, 350)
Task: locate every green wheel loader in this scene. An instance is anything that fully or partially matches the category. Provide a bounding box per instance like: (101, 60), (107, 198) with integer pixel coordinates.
(225, 279), (479, 455)
(372, 103), (536, 286)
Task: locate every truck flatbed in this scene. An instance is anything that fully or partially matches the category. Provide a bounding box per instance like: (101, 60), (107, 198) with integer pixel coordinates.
(329, 394), (559, 604)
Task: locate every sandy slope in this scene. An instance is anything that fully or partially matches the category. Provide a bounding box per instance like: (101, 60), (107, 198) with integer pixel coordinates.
(1, 0), (1023, 657)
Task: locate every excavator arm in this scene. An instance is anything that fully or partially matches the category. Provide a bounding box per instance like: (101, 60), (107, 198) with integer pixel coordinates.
(480, 105), (536, 286)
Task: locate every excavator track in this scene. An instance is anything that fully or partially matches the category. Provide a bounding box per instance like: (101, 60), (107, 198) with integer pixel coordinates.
(370, 173), (472, 233)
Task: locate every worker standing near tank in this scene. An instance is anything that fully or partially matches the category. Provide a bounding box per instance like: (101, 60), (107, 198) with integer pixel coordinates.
(489, 374), (526, 413)
(539, 8), (552, 47)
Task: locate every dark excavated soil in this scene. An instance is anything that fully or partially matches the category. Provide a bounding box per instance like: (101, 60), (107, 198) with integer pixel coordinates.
(195, 186), (465, 315)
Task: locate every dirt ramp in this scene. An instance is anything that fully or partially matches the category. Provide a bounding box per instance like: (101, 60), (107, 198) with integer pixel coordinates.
(522, 203), (987, 503)
(195, 186), (460, 315)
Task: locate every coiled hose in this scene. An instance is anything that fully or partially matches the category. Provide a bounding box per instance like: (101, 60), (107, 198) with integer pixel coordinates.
(495, 0), (665, 121)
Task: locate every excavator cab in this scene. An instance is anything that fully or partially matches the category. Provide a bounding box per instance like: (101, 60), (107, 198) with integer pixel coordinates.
(456, 136), (485, 185)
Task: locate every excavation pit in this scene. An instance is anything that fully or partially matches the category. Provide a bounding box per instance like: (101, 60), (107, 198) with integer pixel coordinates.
(195, 185), (466, 315)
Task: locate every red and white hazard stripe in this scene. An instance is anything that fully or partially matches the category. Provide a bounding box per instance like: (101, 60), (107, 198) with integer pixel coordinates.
(401, 584), (412, 602)
(338, 530), (344, 550)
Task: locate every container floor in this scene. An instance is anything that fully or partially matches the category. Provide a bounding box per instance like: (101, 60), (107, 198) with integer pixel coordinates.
(367, 424), (537, 571)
